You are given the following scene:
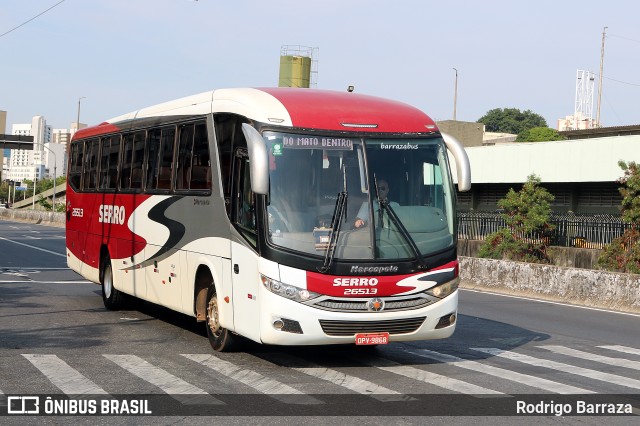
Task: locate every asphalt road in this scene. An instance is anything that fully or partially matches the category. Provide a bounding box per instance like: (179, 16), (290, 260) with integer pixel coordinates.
(0, 219), (639, 425)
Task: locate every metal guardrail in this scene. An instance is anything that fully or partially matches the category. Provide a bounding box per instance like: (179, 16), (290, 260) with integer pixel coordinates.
(458, 211), (633, 249)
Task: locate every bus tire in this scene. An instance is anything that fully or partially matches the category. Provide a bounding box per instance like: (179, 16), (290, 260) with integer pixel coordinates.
(205, 285), (237, 352)
(101, 257), (125, 310)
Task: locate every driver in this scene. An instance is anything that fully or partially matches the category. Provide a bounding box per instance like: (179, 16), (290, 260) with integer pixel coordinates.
(354, 179), (399, 228)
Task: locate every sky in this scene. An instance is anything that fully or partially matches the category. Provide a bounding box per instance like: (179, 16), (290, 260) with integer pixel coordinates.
(1, 0), (639, 131)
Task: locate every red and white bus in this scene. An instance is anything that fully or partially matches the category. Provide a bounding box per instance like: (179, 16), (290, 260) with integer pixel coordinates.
(66, 88), (471, 351)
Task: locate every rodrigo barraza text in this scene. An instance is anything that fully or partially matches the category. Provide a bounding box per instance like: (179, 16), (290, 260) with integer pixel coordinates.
(516, 400), (632, 416)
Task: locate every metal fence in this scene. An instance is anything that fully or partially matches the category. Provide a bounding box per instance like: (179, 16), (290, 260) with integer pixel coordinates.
(457, 211), (633, 249)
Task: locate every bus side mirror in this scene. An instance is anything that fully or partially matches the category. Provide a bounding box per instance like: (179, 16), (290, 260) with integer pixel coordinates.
(441, 132), (471, 192)
(241, 123), (269, 195)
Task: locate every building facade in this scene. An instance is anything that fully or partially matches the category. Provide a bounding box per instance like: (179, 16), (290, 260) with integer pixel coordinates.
(8, 116), (52, 181)
(453, 135), (640, 214)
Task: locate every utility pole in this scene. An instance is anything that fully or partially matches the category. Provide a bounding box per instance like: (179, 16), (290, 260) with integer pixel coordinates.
(452, 68), (458, 120)
(596, 26), (607, 127)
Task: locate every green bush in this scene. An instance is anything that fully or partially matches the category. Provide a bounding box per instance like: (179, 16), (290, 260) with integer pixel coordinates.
(478, 174), (554, 263)
(598, 161), (640, 273)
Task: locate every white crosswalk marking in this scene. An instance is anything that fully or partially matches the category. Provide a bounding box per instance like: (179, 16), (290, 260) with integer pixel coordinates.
(352, 354), (503, 396)
(540, 345), (640, 370)
(104, 355), (222, 405)
(23, 354), (108, 395)
(407, 349), (592, 394)
(266, 353), (413, 402)
(472, 348), (640, 391)
(181, 354), (322, 405)
(599, 345), (640, 356)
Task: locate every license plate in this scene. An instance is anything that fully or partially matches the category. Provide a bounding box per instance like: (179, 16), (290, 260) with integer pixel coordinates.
(355, 332), (389, 345)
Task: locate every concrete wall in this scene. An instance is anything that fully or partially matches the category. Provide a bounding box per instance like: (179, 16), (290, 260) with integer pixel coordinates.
(458, 239), (603, 270)
(0, 207), (64, 227)
(460, 256), (640, 314)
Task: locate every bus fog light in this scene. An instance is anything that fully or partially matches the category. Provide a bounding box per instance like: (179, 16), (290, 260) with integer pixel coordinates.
(435, 312), (457, 329)
(273, 319), (284, 330)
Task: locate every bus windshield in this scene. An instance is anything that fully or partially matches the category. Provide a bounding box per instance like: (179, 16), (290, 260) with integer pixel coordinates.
(263, 131), (455, 261)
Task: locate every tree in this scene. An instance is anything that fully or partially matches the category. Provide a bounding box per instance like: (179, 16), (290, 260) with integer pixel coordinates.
(478, 174), (555, 263)
(597, 161), (640, 273)
(477, 108), (547, 135)
(516, 127), (566, 142)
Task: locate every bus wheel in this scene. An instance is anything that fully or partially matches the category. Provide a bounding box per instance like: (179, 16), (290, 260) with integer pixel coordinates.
(101, 257), (125, 310)
(205, 286), (237, 352)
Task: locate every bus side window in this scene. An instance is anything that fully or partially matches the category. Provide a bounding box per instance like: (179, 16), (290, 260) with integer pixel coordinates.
(82, 139), (99, 191)
(69, 141), (84, 191)
(99, 135), (120, 190)
(190, 122), (211, 190)
(120, 134), (134, 190)
(130, 131), (145, 191)
(175, 123), (194, 191)
(145, 130), (161, 190)
(157, 127), (176, 190)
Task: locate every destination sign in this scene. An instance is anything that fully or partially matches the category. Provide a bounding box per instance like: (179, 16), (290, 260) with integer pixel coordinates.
(282, 136), (354, 150)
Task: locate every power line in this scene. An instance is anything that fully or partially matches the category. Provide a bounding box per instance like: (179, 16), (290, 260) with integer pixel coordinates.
(604, 76), (640, 87)
(594, 73), (640, 88)
(0, 0), (67, 40)
(608, 33), (640, 44)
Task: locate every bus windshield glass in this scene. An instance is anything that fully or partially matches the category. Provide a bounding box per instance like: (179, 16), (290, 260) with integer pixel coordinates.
(263, 131), (455, 261)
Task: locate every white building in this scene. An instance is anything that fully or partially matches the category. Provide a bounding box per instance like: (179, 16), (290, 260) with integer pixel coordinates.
(450, 135), (640, 213)
(8, 116), (52, 181)
(557, 112), (597, 131)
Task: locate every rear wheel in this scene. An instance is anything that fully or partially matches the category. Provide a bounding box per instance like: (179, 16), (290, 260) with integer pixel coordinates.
(101, 257), (125, 310)
(205, 285), (238, 352)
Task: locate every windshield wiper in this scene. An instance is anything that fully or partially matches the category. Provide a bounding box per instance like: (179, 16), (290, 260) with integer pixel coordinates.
(373, 176), (427, 270)
(318, 190), (347, 273)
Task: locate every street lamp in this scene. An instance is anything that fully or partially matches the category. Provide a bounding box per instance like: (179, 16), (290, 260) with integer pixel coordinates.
(452, 68), (458, 121)
(76, 96), (86, 133)
(42, 144), (57, 210)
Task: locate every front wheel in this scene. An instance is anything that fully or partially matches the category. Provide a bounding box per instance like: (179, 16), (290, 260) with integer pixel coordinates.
(101, 258), (125, 310)
(205, 285), (238, 352)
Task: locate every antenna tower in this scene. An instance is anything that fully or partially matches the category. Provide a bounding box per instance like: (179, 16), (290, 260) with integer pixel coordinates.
(574, 70), (595, 130)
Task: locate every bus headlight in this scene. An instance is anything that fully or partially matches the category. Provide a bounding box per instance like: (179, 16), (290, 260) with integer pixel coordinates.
(426, 277), (459, 299)
(260, 275), (321, 303)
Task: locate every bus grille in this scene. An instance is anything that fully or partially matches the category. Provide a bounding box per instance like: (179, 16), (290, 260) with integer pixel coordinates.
(313, 297), (434, 312)
(319, 317), (426, 336)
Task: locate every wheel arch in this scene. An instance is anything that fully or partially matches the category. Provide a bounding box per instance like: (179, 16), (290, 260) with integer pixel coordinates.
(193, 259), (228, 324)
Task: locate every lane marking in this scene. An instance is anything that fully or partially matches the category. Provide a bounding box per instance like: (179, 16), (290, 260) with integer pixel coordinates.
(23, 354), (108, 395)
(0, 236), (66, 258)
(264, 353), (413, 402)
(540, 345), (640, 370)
(599, 345), (640, 356)
(460, 288), (640, 318)
(406, 348), (591, 394)
(182, 354), (322, 405)
(472, 347), (640, 391)
(104, 354), (222, 405)
(352, 353), (503, 396)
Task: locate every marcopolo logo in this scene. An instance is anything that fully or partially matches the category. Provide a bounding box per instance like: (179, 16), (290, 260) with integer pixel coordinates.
(98, 205), (126, 225)
(350, 265), (399, 274)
